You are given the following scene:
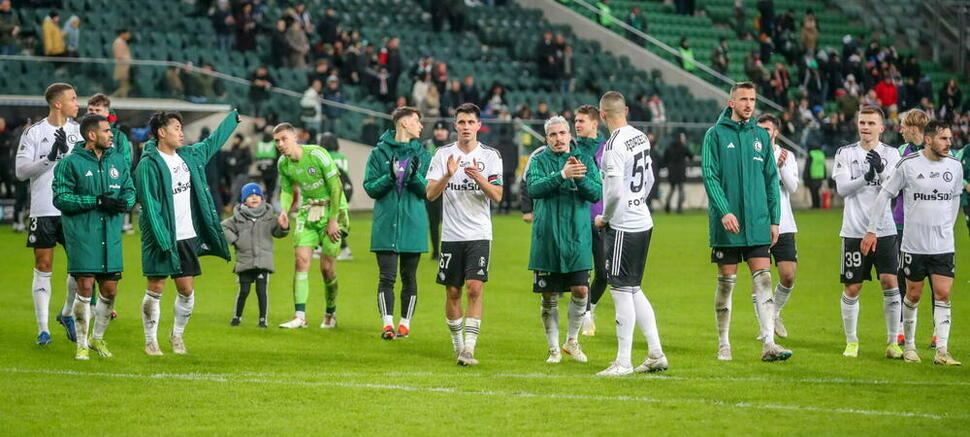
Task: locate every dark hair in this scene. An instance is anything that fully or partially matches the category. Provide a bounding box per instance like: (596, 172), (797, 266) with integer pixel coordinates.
(80, 114), (108, 141)
(757, 113), (781, 129)
(117, 28), (128, 35)
(148, 111), (183, 137)
(455, 103), (481, 120)
(49, 11), (59, 18)
(87, 93), (111, 108)
(44, 82), (74, 105)
(730, 81), (756, 95)
(857, 105), (884, 120)
(575, 104), (600, 122)
(923, 120), (950, 138)
(391, 106), (421, 126)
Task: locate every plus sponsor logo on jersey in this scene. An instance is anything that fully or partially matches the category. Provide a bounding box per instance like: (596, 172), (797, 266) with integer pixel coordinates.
(447, 178), (482, 191)
(913, 189), (954, 202)
(173, 180), (191, 196)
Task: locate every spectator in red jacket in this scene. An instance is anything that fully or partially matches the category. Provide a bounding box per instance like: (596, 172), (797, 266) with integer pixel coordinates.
(873, 76), (898, 111)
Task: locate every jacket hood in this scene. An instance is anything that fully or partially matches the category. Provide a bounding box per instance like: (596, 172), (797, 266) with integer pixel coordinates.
(716, 107), (754, 131)
(142, 138), (159, 155)
(70, 140), (115, 160)
(377, 130), (422, 154)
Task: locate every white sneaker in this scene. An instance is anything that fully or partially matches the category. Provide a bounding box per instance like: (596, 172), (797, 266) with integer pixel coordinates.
(170, 334), (187, 355)
(717, 344), (732, 361)
(635, 354), (668, 373)
(320, 313), (337, 328)
(562, 340), (588, 362)
(457, 348), (478, 366)
(278, 317), (308, 329)
(596, 361), (633, 376)
(581, 312), (596, 336)
(145, 340), (163, 356)
(546, 347), (562, 364)
(336, 247), (353, 260)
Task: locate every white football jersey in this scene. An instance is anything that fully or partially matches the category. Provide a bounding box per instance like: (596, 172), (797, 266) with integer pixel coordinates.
(832, 142), (900, 238)
(601, 125), (653, 232)
(870, 152), (963, 254)
(774, 145), (799, 234)
(15, 118), (82, 218)
(159, 151), (197, 241)
(427, 142), (504, 242)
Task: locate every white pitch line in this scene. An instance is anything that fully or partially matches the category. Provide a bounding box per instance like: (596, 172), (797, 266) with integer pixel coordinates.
(163, 369), (970, 388)
(1, 368), (960, 421)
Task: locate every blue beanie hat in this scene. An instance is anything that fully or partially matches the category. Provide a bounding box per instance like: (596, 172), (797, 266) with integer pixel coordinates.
(241, 183), (264, 202)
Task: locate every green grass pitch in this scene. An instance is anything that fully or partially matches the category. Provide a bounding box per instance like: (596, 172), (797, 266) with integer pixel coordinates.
(1, 210), (968, 434)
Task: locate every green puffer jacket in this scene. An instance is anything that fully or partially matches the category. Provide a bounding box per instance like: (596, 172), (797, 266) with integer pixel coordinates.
(526, 143), (602, 273)
(701, 107), (780, 248)
(134, 111), (239, 276)
(363, 130), (431, 253)
(52, 142), (135, 273)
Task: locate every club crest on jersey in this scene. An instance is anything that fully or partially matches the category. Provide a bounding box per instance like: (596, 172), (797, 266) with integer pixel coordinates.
(479, 257), (486, 267)
(109, 167), (119, 179)
(943, 171), (953, 182)
(307, 167), (317, 175)
(68, 134), (80, 144)
(752, 139), (763, 152)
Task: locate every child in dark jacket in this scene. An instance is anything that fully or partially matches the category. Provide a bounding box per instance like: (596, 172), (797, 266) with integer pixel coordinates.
(222, 183), (289, 327)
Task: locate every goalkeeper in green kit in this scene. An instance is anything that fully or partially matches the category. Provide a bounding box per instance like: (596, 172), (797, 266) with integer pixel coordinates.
(273, 123), (349, 329)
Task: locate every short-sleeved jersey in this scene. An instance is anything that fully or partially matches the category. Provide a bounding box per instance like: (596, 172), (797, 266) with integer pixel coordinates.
(278, 145), (342, 206)
(426, 142), (503, 242)
(774, 145), (799, 234)
(601, 125), (654, 232)
(15, 118), (81, 217)
(871, 152), (963, 254)
(833, 142), (900, 238)
(329, 151), (349, 174)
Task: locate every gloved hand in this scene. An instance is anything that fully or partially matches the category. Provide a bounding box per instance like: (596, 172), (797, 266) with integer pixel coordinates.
(96, 193), (127, 213)
(866, 150), (885, 174)
(864, 165), (877, 182)
(389, 155), (398, 178)
(407, 155), (419, 178)
(46, 128), (68, 161)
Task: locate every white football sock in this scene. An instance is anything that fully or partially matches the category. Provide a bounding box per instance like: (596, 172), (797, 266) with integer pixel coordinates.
(902, 297), (918, 349)
(61, 275), (77, 317)
(753, 269), (775, 345)
(751, 293), (761, 326)
(611, 287), (636, 367)
(715, 275), (736, 347)
(774, 283), (793, 316)
(589, 302), (597, 313)
(566, 295), (587, 343)
(632, 287), (663, 358)
(142, 290), (161, 343)
(934, 300), (951, 351)
(464, 317), (481, 353)
(382, 314), (393, 327)
(446, 318), (464, 354)
(295, 310), (307, 320)
(399, 317), (410, 329)
(72, 295), (91, 349)
(882, 288), (901, 344)
(172, 292), (194, 337)
(93, 295), (114, 340)
(540, 295), (559, 349)
(32, 269), (52, 334)
(841, 292), (860, 343)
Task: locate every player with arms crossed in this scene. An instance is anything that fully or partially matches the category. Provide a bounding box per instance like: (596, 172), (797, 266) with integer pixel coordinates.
(527, 115), (601, 364)
(756, 114), (798, 339)
(426, 103), (503, 366)
(15, 82), (81, 345)
(861, 120), (963, 365)
(136, 110), (240, 355)
(274, 123), (347, 329)
(595, 91), (668, 376)
(702, 82), (791, 362)
(52, 114), (134, 360)
(832, 106), (903, 359)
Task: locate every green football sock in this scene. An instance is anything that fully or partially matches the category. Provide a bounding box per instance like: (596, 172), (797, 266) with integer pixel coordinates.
(294, 272), (309, 312)
(325, 277), (338, 315)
